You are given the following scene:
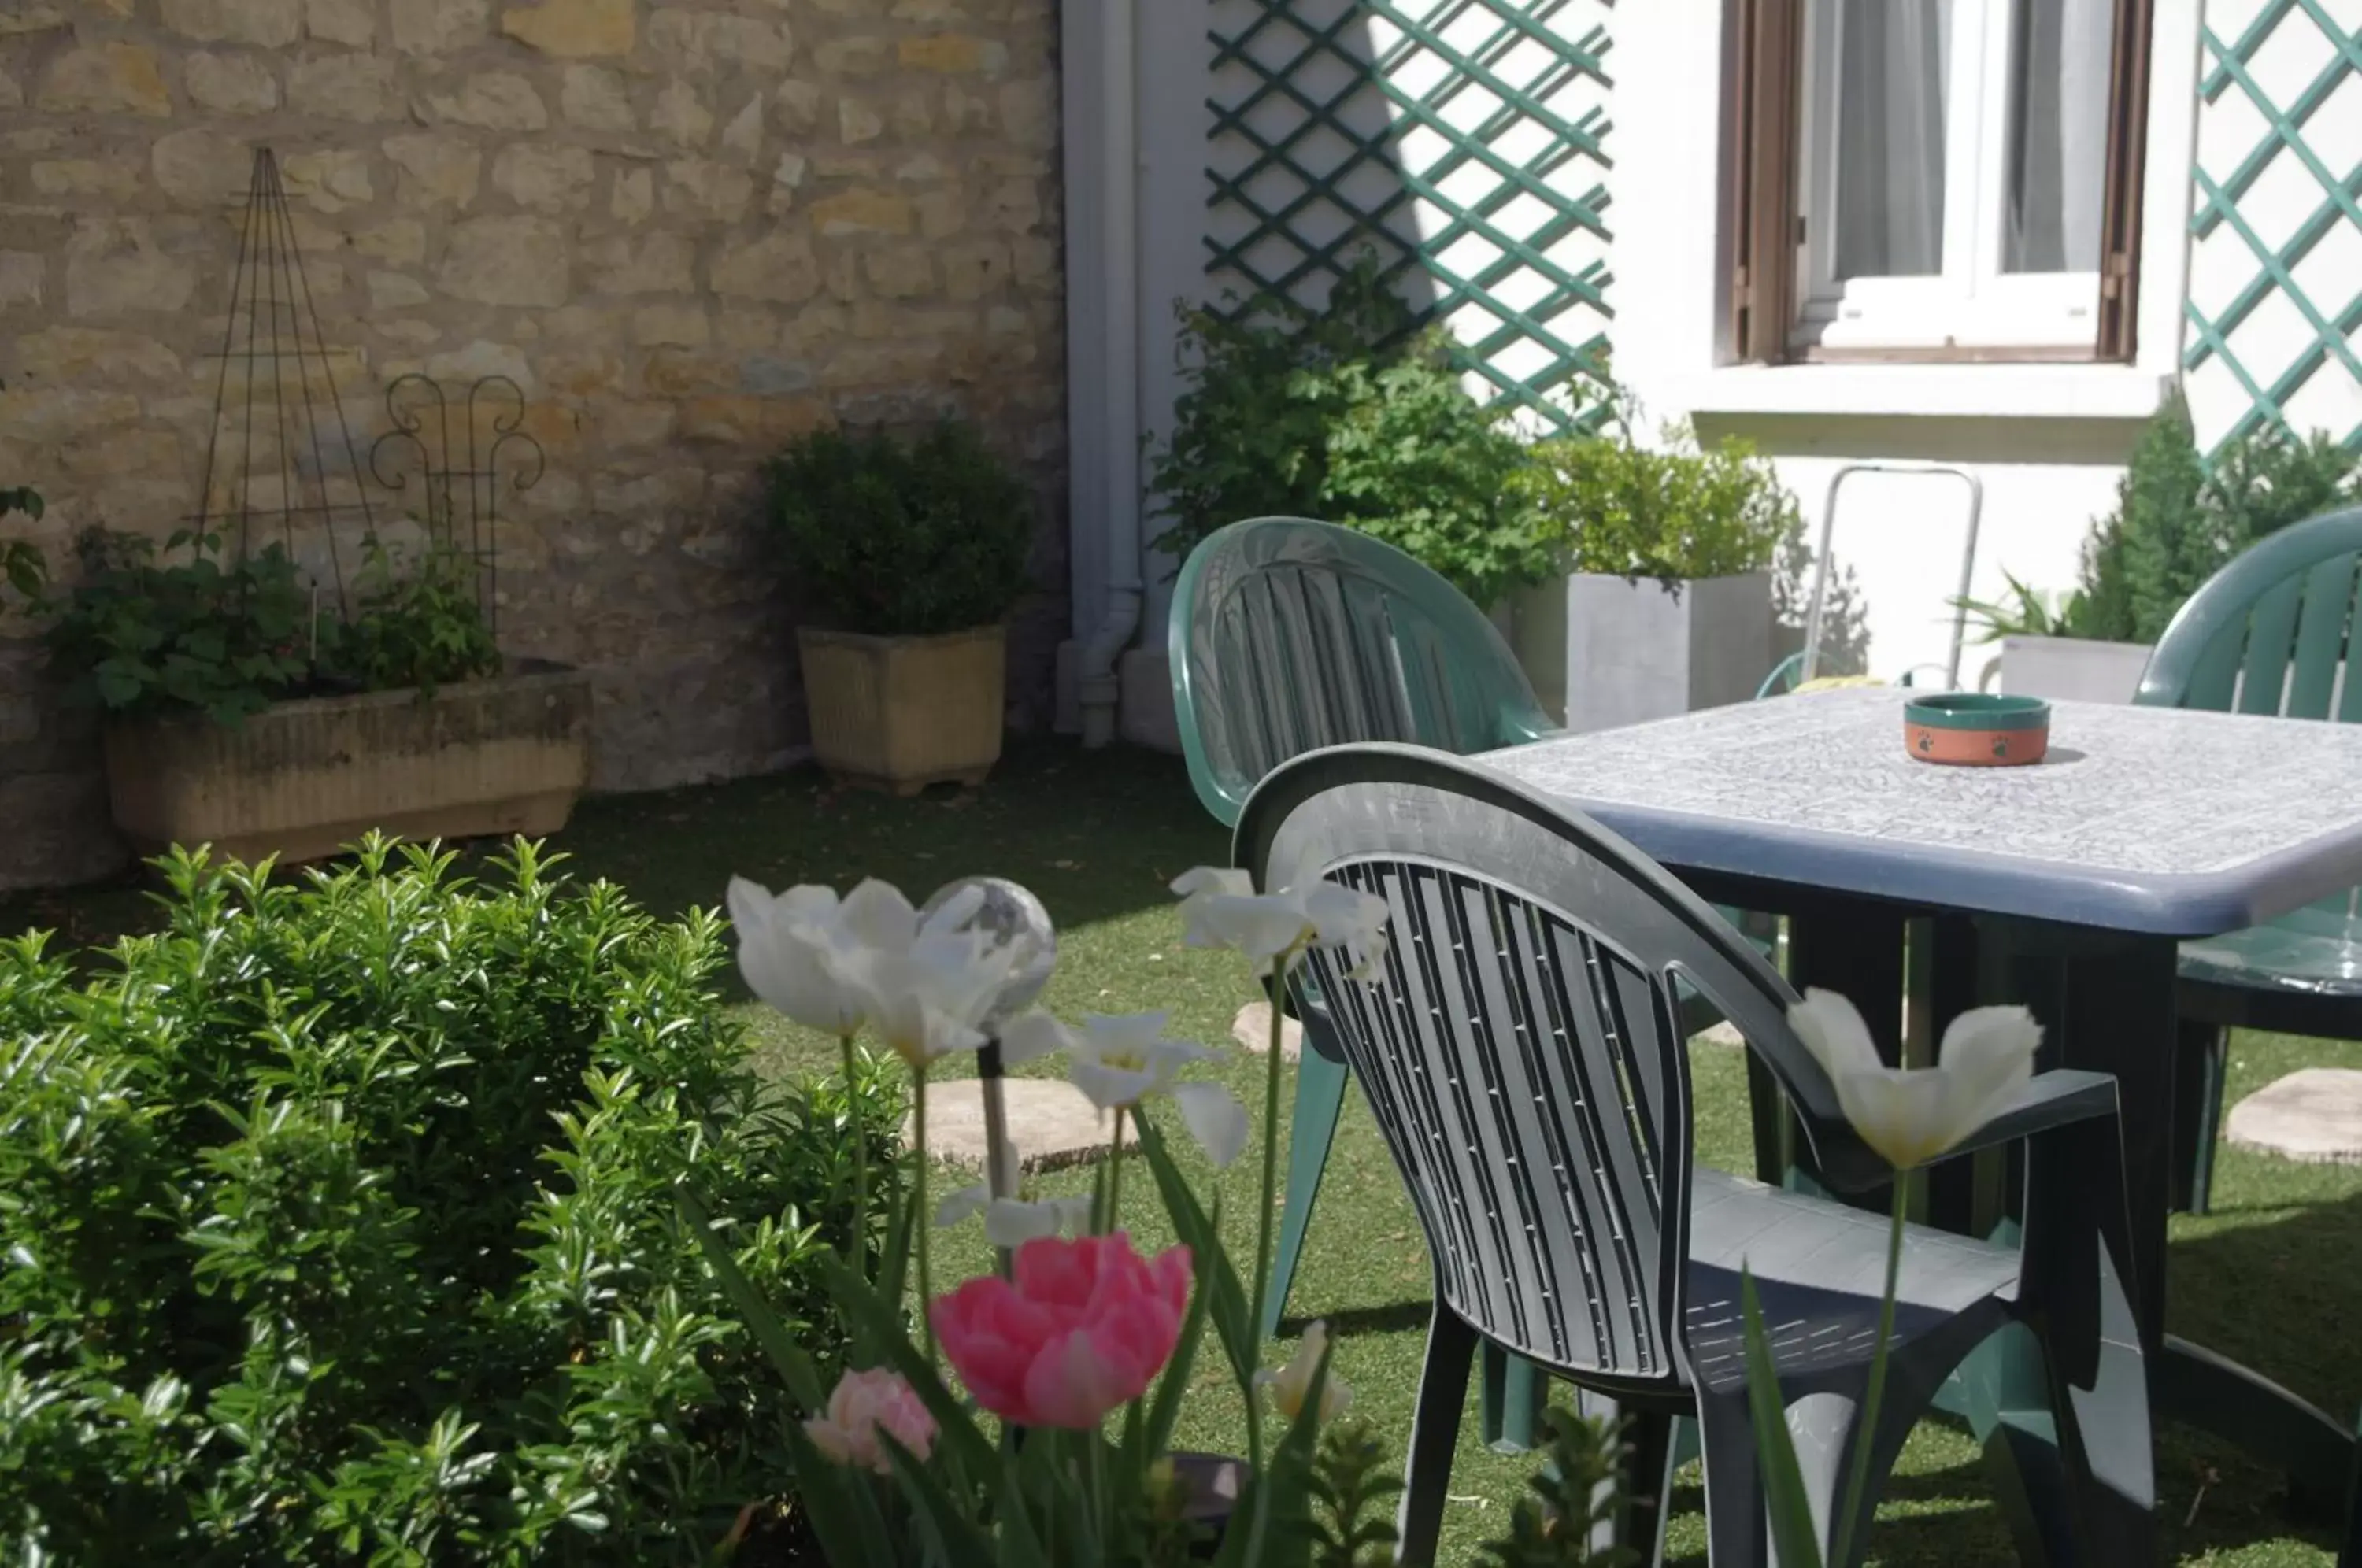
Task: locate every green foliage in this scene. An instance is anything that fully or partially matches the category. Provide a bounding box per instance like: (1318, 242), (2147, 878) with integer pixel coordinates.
(321, 534), (502, 698)
(40, 527), (317, 726)
(1473, 1406), (1639, 1567)
(1147, 258), (1560, 608)
(1956, 571), (2082, 643)
(1301, 1420), (1403, 1568)
(0, 840), (901, 1566)
(765, 419), (1038, 636)
(1527, 403), (1800, 585)
(2071, 394), (2362, 643)
(40, 526), (506, 727)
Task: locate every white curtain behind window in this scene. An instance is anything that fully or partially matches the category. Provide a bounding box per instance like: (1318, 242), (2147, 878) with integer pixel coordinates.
(1833, 0), (1951, 279)
(2005, 0), (2112, 272)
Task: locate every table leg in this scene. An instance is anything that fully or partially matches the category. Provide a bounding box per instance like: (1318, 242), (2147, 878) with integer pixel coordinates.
(1782, 904), (1908, 1204)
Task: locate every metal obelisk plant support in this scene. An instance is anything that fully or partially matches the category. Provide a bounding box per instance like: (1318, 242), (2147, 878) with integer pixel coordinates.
(191, 147), (379, 618)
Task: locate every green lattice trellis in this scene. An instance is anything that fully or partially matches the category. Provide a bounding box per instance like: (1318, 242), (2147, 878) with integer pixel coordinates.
(1205, 0), (1613, 434)
(2183, 0), (2362, 456)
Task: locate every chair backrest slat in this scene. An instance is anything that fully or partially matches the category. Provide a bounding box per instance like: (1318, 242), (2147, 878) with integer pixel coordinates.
(2140, 505), (2362, 725)
(1244, 747), (1833, 1389)
(2234, 575), (2305, 716)
(1169, 518), (1554, 826)
(2286, 554), (2358, 719)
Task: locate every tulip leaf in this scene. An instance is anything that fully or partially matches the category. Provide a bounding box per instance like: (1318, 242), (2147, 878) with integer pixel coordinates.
(879, 1429), (1000, 1565)
(1134, 1115), (1257, 1389)
(1142, 1244), (1214, 1460)
(778, 1400), (900, 1566)
(814, 1253), (1002, 1481)
(675, 1185), (824, 1409)
(1740, 1267), (1827, 1568)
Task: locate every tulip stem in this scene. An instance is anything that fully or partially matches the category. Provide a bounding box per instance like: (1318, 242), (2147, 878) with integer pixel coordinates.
(1104, 1106), (1126, 1234)
(1831, 1179), (1908, 1568)
(840, 1033), (868, 1280)
(913, 1060), (935, 1360)
(1242, 952), (1298, 1549)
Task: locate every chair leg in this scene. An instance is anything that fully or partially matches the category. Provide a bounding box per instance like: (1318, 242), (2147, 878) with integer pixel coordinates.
(1394, 1303), (1479, 1568)
(2342, 1403), (2362, 1568)
(1263, 1045), (1349, 1341)
(1694, 1390), (1768, 1567)
(1479, 1344), (1546, 1452)
(2171, 1019), (2227, 1215)
(1618, 1404), (1677, 1564)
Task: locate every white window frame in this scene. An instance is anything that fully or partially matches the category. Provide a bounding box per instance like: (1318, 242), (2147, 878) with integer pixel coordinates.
(1793, 0), (2105, 355)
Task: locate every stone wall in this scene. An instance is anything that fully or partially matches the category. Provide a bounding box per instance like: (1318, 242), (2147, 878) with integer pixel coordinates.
(0, 0), (1067, 889)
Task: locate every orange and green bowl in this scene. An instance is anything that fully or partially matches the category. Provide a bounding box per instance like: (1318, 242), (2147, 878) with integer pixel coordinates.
(1903, 693), (2051, 767)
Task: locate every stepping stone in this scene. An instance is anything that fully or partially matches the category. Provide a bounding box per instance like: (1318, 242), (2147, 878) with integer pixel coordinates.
(2226, 1067), (2362, 1164)
(905, 1077), (1135, 1173)
(1693, 1022), (1746, 1048)
(1232, 1000), (1302, 1060)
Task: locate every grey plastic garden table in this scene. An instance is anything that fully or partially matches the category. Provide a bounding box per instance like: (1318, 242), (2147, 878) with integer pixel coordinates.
(1479, 686), (2362, 1548)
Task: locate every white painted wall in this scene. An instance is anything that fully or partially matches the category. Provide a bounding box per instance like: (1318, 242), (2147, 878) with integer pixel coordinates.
(1609, 0), (2202, 686)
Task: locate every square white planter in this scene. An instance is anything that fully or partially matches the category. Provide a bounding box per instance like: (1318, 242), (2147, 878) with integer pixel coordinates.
(1510, 571), (1775, 733)
(1997, 635), (2153, 704)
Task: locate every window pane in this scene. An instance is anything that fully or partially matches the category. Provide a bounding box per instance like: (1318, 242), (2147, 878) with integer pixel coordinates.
(1832, 0), (1953, 279)
(2004, 0), (2112, 272)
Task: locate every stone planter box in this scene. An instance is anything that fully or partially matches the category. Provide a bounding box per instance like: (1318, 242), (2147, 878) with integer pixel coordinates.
(1996, 634), (2153, 704)
(798, 623), (1005, 793)
(103, 661), (592, 866)
(1510, 571), (1774, 732)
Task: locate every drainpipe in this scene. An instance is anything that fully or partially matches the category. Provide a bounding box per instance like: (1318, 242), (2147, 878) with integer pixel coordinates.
(1071, 0), (1141, 749)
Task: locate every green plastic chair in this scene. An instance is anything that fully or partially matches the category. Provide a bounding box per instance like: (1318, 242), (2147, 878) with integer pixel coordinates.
(2134, 504), (2362, 1215)
(1168, 518), (1560, 1350)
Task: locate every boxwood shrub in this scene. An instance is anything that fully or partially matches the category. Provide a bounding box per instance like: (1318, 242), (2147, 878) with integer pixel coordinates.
(0, 839), (898, 1565)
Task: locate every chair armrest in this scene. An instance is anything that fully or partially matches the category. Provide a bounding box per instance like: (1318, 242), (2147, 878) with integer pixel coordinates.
(1786, 1069), (2120, 1193)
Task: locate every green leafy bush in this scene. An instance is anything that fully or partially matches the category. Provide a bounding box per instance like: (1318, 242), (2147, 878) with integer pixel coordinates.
(765, 419), (1038, 636)
(321, 535), (502, 698)
(1525, 404), (1799, 584)
(0, 840), (899, 1566)
(1147, 259), (1561, 608)
(42, 526), (507, 727)
(2069, 395), (2362, 643)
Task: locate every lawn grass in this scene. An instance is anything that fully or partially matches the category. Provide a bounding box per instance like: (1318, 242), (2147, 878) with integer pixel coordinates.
(7, 736), (2356, 1564)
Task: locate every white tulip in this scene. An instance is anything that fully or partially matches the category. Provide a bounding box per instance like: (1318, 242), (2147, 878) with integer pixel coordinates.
(1171, 1081), (1250, 1170)
(1257, 1320), (1352, 1424)
(1168, 867), (1391, 979)
(981, 1196), (1094, 1248)
(1788, 989), (2042, 1171)
(1001, 1008), (1251, 1168)
(726, 878), (868, 1035)
(845, 929), (1017, 1069)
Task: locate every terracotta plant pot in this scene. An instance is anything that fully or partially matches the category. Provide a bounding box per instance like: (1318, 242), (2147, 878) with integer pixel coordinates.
(102, 660), (593, 864)
(1903, 692), (2051, 767)
(796, 623), (1006, 794)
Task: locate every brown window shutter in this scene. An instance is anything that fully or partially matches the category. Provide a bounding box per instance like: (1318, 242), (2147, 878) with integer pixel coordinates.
(1727, 0), (1804, 364)
(2096, 0), (2155, 361)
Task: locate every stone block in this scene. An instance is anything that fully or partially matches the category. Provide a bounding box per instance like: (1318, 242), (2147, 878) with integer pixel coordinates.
(161, 0), (301, 46)
(899, 34), (1006, 74)
(2227, 1069), (2362, 1164)
(37, 43), (172, 116)
(642, 351), (735, 394)
(65, 221), (197, 317)
(305, 0), (373, 43)
(282, 150), (376, 213)
(186, 52), (280, 114)
(501, 0), (635, 57)
(583, 231), (696, 294)
(941, 238), (1009, 300)
(0, 253), (43, 309)
(839, 97), (883, 145)
(150, 129), (256, 207)
(560, 64), (635, 129)
(864, 247), (933, 298)
(289, 54), (402, 120)
(810, 188), (913, 237)
(662, 161), (753, 223)
(632, 302), (709, 346)
(353, 218), (427, 265)
(542, 349), (623, 395)
(367, 271), (430, 310)
(609, 166), (654, 224)
(32, 161), (143, 201)
(720, 96), (765, 161)
(0, 71), (17, 111)
(494, 144), (595, 212)
(428, 72), (549, 131)
(712, 231), (821, 303)
(391, 0), (490, 53)
(437, 216), (571, 305)
(384, 134), (482, 209)
(773, 80), (822, 133)
(814, 35), (892, 75)
(649, 11), (794, 73)
(650, 80), (713, 148)
(17, 327), (183, 383)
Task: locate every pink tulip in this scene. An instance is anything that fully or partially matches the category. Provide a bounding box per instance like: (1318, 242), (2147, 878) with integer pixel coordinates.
(930, 1232), (1193, 1429)
(804, 1367), (938, 1475)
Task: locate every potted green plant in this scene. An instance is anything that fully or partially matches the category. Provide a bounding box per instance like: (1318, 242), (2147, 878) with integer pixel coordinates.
(43, 524), (590, 864)
(1974, 394), (2362, 702)
(1516, 405), (1801, 730)
(766, 420), (1038, 793)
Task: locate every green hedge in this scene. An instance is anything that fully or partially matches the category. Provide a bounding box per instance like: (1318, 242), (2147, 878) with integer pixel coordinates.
(0, 841), (898, 1565)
